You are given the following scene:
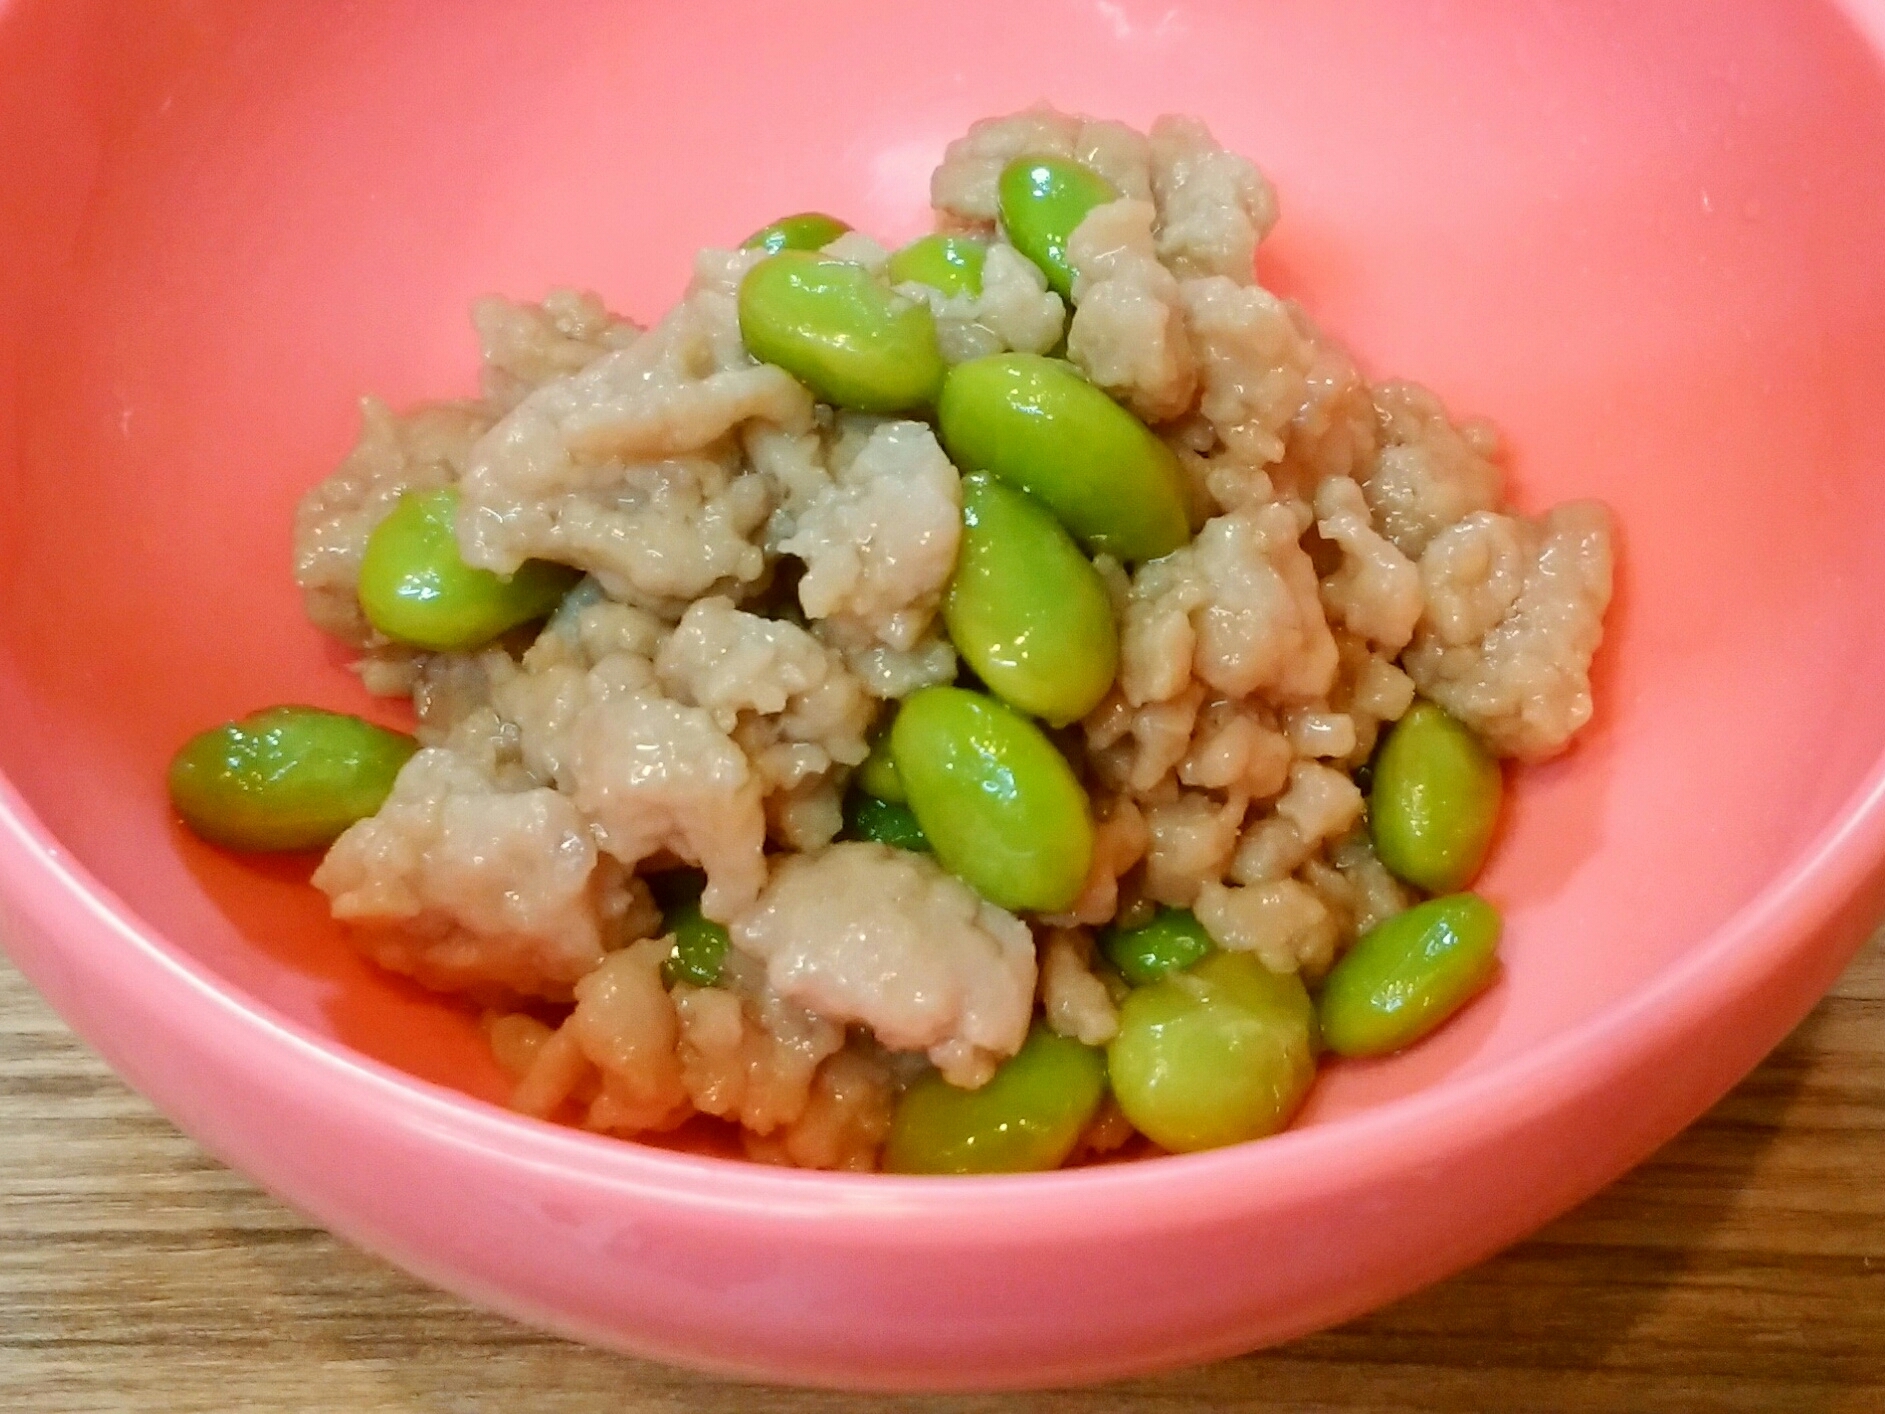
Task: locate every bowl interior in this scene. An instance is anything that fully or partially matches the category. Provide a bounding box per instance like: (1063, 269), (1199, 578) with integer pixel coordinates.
(4, 0), (1885, 1137)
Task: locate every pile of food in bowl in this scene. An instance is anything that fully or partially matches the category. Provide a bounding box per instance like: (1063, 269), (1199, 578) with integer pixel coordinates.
(167, 107), (1614, 1175)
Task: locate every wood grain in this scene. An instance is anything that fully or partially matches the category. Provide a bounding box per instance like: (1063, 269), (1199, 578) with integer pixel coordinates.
(3, 928), (1882, 1413)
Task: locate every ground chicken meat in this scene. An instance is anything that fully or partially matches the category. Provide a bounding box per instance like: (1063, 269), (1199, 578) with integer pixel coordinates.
(761, 772), (847, 851)
(778, 420), (963, 652)
(1315, 475), (1424, 651)
(1120, 502), (1339, 706)
(1040, 929), (1121, 1046)
(1194, 877), (1340, 976)
(1142, 790), (1248, 907)
(744, 420), (835, 525)
(410, 651), (509, 747)
(1322, 830), (1416, 940)
(1179, 699), (1296, 796)
(1084, 683), (1205, 794)
(1283, 707), (1358, 759)
(1066, 198), (1198, 424)
(1348, 653), (1418, 724)
(311, 744), (619, 1000)
(455, 263), (808, 607)
(826, 629), (960, 700)
(1415, 510), (1531, 646)
(568, 683), (769, 920)
(730, 843), (1036, 1088)
(1272, 307), (1379, 490)
(535, 588), (669, 672)
(672, 948), (845, 1135)
(497, 650), (769, 921)
(1403, 500), (1615, 761)
(1230, 815), (1317, 886)
(1274, 761), (1366, 846)
(655, 596), (873, 770)
(467, 255), (809, 486)
(481, 450), (777, 619)
(820, 231), (892, 271)
(742, 1044), (898, 1172)
(569, 940), (694, 1134)
(484, 1011), (557, 1082)
(472, 289), (642, 413)
(1363, 382), (1504, 559)
(901, 242), (1066, 365)
(1148, 115), (1279, 282)
(1230, 762), (1365, 891)
(1180, 276), (1311, 468)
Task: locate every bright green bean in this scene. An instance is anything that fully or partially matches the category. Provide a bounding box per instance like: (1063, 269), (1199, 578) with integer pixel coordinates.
(943, 472), (1118, 727)
(1317, 893), (1502, 1058)
(891, 686), (1093, 913)
(886, 233), (987, 297)
(168, 706), (416, 852)
(937, 354), (1189, 561)
(741, 212), (851, 255)
(738, 251), (946, 414)
(660, 897), (729, 989)
(1099, 907), (1215, 987)
(883, 1023), (1107, 1174)
(1107, 951), (1318, 1153)
(842, 792), (931, 853)
(856, 718), (905, 802)
(1369, 701), (1504, 893)
(997, 156), (1119, 300)
(358, 487), (579, 652)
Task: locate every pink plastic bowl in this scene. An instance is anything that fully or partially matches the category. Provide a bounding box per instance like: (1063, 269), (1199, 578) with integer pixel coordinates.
(5, 0), (1885, 1390)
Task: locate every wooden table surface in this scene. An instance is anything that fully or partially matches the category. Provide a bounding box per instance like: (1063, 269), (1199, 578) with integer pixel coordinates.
(4, 926), (1882, 1414)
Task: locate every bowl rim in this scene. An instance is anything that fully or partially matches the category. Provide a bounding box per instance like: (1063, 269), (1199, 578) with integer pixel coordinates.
(2, 734), (1882, 1235)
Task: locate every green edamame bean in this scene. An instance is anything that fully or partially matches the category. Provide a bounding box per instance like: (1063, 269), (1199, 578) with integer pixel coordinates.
(997, 156), (1119, 300)
(738, 252), (946, 414)
(1370, 701), (1504, 893)
(168, 706), (416, 852)
(358, 487), (580, 652)
(1108, 951), (1318, 1153)
(937, 354), (1189, 561)
(741, 211), (851, 255)
(943, 472), (1118, 727)
(660, 897), (729, 989)
(883, 1023), (1107, 1174)
(1317, 893), (1502, 1058)
(891, 686), (1093, 913)
(886, 233), (987, 297)
(1099, 907), (1215, 986)
(856, 718), (905, 802)
(842, 792), (931, 853)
